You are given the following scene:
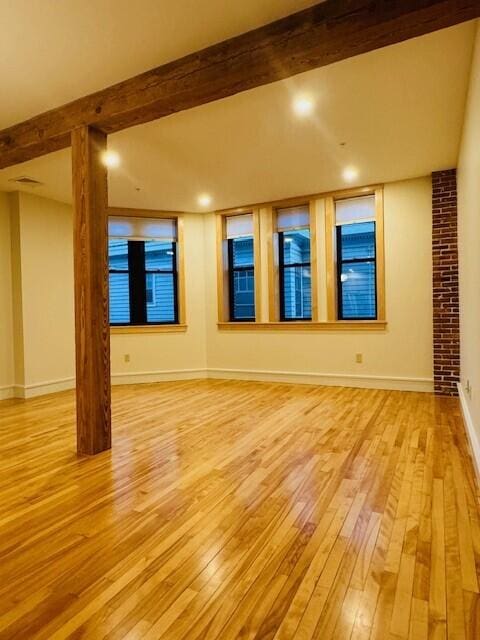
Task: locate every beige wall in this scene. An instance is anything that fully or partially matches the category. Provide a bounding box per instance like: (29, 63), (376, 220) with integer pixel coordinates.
(1, 176), (433, 396)
(0, 193), (14, 397)
(19, 193), (75, 388)
(205, 177), (433, 390)
(5, 194), (207, 396)
(458, 22), (480, 450)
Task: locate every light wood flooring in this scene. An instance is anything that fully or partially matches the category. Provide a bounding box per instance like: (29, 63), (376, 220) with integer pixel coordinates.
(0, 380), (479, 639)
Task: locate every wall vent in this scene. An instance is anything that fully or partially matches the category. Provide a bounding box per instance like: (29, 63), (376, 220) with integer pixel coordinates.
(8, 175), (44, 186)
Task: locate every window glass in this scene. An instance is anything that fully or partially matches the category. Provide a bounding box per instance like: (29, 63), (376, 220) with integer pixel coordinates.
(146, 273), (176, 323)
(144, 241), (175, 270)
(109, 273), (130, 324)
(230, 237), (255, 320)
(280, 229), (311, 320)
(282, 266), (312, 320)
(338, 221), (376, 320)
(108, 239), (129, 270)
(282, 230), (311, 265)
(108, 238), (178, 325)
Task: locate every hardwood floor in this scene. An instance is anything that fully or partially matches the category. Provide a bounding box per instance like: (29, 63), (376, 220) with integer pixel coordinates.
(0, 380), (479, 639)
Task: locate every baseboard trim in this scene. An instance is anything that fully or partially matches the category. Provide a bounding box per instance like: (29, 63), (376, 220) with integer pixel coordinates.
(111, 369), (208, 385)
(4, 368), (434, 400)
(457, 382), (480, 481)
(207, 368), (434, 392)
(16, 377), (76, 399)
(0, 385), (14, 400)
(11, 370), (208, 398)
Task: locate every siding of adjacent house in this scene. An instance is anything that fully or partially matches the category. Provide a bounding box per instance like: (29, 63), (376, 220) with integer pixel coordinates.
(109, 240), (176, 324)
(339, 224), (376, 319)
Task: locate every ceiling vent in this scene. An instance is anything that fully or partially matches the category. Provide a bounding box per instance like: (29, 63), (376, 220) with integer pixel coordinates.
(8, 175), (44, 187)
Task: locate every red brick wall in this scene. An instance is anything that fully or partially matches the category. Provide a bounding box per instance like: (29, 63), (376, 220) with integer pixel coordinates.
(432, 169), (459, 396)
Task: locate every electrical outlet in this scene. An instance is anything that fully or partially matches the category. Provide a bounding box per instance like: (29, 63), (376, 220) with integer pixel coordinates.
(355, 353), (363, 364)
(124, 354), (130, 363)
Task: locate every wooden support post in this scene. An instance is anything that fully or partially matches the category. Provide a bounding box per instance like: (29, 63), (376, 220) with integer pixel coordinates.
(71, 125), (111, 455)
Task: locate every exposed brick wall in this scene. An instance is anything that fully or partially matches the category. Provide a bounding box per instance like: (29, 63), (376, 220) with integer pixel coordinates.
(432, 169), (459, 396)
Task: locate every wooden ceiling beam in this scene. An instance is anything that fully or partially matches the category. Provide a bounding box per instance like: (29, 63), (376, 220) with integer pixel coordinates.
(1, 0), (479, 169)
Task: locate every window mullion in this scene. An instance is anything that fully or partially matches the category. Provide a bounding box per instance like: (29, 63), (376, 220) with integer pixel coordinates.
(128, 241), (147, 325)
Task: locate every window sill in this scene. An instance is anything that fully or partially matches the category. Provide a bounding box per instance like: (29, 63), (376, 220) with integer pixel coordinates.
(111, 324), (187, 334)
(217, 321), (387, 332)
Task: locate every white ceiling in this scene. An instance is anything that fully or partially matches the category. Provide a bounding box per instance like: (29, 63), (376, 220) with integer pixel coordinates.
(0, 9), (476, 212)
(0, 0), (318, 128)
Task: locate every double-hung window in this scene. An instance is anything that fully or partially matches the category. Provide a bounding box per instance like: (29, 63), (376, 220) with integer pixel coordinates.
(277, 205), (312, 321)
(108, 216), (178, 326)
(335, 196), (377, 320)
(225, 214), (255, 321)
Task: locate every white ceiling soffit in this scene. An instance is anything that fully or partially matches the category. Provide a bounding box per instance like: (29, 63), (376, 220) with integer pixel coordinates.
(0, 21), (476, 212)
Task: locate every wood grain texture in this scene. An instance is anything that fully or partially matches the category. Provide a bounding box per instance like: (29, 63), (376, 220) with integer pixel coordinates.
(325, 196), (336, 322)
(215, 214), (229, 322)
(72, 125), (111, 455)
(253, 209), (262, 323)
(0, 380), (479, 638)
(310, 200), (319, 323)
(375, 187), (386, 322)
(216, 320), (387, 331)
(1, 0), (480, 168)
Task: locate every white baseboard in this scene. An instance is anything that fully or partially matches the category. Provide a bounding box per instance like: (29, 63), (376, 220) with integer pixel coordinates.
(15, 377), (76, 399)
(111, 369), (208, 385)
(9, 370), (208, 399)
(0, 385), (14, 400)
(3, 367), (434, 401)
(207, 368), (434, 392)
(457, 382), (480, 481)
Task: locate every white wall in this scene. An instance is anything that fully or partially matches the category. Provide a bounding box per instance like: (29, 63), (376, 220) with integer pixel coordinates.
(1, 175), (433, 397)
(0, 193), (14, 398)
(458, 22), (480, 463)
(204, 177), (433, 391)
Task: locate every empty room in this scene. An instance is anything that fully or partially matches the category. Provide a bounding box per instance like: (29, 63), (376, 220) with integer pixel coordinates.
(1, 1), (480, 638)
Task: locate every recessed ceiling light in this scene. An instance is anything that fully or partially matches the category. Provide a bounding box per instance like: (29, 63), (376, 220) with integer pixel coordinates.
(101, 150), (121, 169)
(198, 194), (212, 208)
(342, 166), (359, 183)
(293, 95), (314, 117)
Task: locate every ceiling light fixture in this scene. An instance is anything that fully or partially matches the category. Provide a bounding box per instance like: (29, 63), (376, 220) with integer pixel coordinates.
(198, 194), (212, 208)
(293, 95), (314, 117)
(101, 150), (121, 169)
(342, 166), (359, 183)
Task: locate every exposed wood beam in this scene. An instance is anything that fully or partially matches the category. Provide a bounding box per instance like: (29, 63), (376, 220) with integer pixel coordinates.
(1, 0), (479, 170)
(72, 125), (111, 455)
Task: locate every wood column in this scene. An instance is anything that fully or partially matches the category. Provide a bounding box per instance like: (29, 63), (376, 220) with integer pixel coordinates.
(72, 125), (111, 454)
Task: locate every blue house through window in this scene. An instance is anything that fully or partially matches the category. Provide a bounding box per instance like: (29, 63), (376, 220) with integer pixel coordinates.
(228, 237), (255, 320)
(108, 239), (178, 325)
(279, 229), (312, 320)
(337, 222), (376, 320)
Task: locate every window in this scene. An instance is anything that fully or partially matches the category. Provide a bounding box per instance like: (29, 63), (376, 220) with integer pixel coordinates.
(224, 213), (256, 321)
(277, 205), (312, 320)
(108, 216), (178, 325)
(335, 195), (377, 320)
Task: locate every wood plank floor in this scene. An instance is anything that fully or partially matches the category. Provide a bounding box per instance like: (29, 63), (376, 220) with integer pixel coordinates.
(0, 380), (479, 639)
